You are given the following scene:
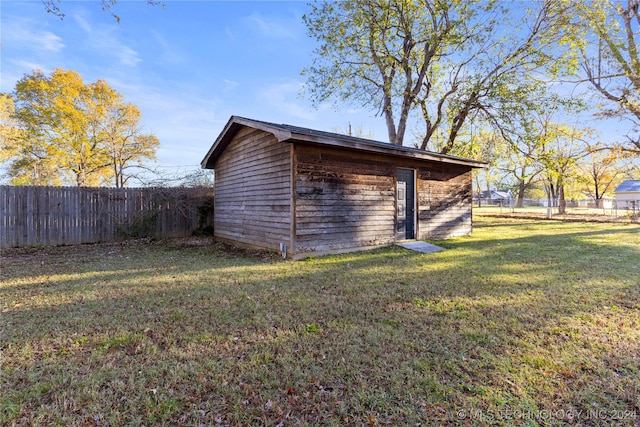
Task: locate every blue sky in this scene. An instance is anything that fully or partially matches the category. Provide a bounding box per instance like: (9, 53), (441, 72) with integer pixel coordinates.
(1, 0), (390, 181)
(1, 0), (634, 185)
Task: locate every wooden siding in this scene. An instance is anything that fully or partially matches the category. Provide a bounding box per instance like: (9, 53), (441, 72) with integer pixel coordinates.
(213, 127), (292, 250)
(293, 144), (474, 255)
(210, 124), (475, 256)
(417, 166), (473, 239)
(294, 145), (396, 254)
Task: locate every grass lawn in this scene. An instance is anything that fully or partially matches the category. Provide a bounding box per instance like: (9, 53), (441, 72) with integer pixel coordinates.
(1, 217), (639, 426)
(473, 206), (636, 222)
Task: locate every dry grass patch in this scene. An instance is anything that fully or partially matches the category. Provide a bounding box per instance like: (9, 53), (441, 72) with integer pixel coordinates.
(1, 218), (639, 426)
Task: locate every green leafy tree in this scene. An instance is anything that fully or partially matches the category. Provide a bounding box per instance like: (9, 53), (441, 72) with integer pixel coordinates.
(303, 0), (568, 153)
(6, 68), (158, 187)
(501, 116), (547, 208)
(538, 123), (591, 214)
(561, 0), (640, 156)
(487, 82), (582, 208)
(471, 129), (508, 204)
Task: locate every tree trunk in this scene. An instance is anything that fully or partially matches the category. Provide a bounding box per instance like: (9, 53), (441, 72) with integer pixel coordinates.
(76, 169), (87, 187)
(545, 181), (554, 209)
(474, 173), (481, 207)
(113, 162), (120, 188)
(516, 181), (526, 208)
(558, 183), (566, 214)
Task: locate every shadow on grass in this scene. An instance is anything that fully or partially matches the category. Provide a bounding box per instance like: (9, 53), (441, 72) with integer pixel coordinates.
(1, 219), (639, 425)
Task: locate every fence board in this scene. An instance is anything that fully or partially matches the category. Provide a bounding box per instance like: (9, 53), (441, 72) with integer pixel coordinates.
(0, 186), (214, 248)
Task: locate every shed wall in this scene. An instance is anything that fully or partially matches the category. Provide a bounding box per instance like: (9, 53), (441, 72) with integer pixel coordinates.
(294, 145), (396, 254)
(214, 128), (292, 250)
(417, 166), (473, 239)
(293, 144), (474, 255)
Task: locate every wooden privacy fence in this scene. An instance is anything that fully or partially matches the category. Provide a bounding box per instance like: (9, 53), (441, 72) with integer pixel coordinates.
(0, 186), (214, 248)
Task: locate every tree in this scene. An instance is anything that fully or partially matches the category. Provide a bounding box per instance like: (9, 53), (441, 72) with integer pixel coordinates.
(538, 123), (590, 214)
(622, 156), (640, 178)
(303, 0), (568, 154)
(472, 129), (508, 204)
(101, 101), (159, 188)
(12, 69), (111, 186)
(0, 95), (57, 185)
(563, 0), (640, 156)
(41, 0), (163, 22)
(6, 68), (158, 187)
(140, 167), (214, 188)
(578, 148), (624, 207)
(0, 95), (21, 163)
(490, 87), (558, 208)
(500, 117), (547, 208)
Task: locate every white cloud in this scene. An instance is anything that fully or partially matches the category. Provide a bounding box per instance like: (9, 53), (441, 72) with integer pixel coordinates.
(117, 46), (142, 66)
(39, 32), (65, 52)
(258, 80), (317, 120)
(101, 77), (222, 166)
(3, 19), (65, 53)
(150, 30), (185, 65)
(71, 12), (141, 67)
(73, 14), (93, 34)
(243, 12), (297, 39)
(223, 79), (239, 92)
(10, 59), (48, 73)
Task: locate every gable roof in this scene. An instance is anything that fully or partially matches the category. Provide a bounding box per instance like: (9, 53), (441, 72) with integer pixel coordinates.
(201, 116), (488, 169)
(478, 190), (513, 199)
(615, 180), (640, 193)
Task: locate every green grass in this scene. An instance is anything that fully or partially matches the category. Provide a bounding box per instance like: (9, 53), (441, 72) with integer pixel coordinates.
(1, 217), (639, 426)
(474, 205), (637, 221)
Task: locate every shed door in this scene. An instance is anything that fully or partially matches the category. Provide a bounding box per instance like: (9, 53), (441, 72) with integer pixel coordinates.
(397, 169), (415, 240)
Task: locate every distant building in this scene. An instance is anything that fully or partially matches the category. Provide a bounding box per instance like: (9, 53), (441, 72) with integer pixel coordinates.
(614, 180), (640, 209)
(475, 190), (514, 206)
(576, 197), (613, 209)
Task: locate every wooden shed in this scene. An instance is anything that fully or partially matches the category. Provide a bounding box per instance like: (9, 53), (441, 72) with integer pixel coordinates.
(201, 116), (486, 259)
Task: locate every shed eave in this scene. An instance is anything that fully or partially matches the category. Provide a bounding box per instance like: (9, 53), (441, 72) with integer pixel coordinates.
(287, 131), (488, 168)
(200, 116), (293, 169)
(202, 115), (488, 170)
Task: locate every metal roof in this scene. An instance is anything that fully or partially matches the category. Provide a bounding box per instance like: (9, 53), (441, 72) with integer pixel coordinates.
(201, 115), (488, 169)
(615, 180), (640, 193)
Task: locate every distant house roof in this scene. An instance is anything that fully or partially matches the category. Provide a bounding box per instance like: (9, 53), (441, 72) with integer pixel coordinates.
(615, 180), (640, 193)
(201, 116), (488, 169)
(477, 190), (513, 200)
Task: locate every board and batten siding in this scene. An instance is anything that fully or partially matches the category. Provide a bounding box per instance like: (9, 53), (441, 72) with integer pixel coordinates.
(213, 127), (292, 250)
(417, 166), (472, 239)
(294, 144), (397, 254)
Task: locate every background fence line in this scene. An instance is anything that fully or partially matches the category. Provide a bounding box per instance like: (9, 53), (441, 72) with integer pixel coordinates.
(0, 186), (214, 249)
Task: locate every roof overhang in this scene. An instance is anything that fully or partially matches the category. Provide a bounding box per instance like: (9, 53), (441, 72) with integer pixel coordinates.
(201, 116), (488, 169)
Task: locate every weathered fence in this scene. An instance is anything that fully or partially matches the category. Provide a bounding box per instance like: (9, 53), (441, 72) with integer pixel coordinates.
(0, 186), (214, 248)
